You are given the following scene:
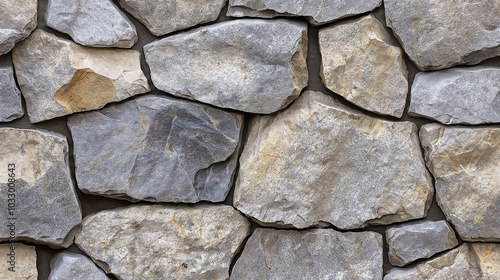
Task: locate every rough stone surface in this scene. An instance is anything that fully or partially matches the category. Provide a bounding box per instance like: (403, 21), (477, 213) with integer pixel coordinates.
(144, 19), (308, 114)
(231, 228), (383, 280)
(46, 0), (137, 48)
(0, 0), (37, 55)
(0, 67), (23, 122)
(118, 0), (227, 36)
(75, 204), (250, 280)
(0, 128), (81, 248)
(409, 66), (500, 125)
(49, 252), (109, 280)
(68, 95), (243, 203)
(0, 243), (37, 279)
(420, 123), (500, 241)
(384, 0), (500, 70)
(235, 90), (433, 230)
(12, 29), (150, 123)
(386, 220), (458, 267)
(319, 14), (408, 117)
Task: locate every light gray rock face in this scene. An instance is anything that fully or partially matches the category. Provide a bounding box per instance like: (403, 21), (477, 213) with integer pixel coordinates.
(46, 0), (137, 48)
(409, 66), (500, 125)
(231, 228), (383, 280)
(0, 0), (37, 55)
(420, 123), (500, 241)
(49, 252), (109, 280)
(0, 67), (23, 122)
(75, 204), (250, 280)
(319, 14), (408, 118)
(12, 29), (150, 123)
(144, 19), (308, 114)
(0, 128), (82, 248)
(235, 90), (433, 230)
(384, 0), (500, 70)
(68, 95), (243, 203)
(0, 243), (37, 279)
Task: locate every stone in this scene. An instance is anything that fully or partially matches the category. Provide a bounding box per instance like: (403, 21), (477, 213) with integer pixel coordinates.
(144, 19), (308, 114)
(409, 66), (500, 125)
(319, 14), (408, 118)
(118, 0), (227, 36)
(75, 204), (250, 280)
(420, 123), (500, 242)
(0, 67), (23, 122)
(0, 243), (37, 279)
(46, 0), (137, 48)
(0, 0), (37, 55)
(231, 228), (383, 280)
(68, 95), (243, 203)
(49, 252), (109, 280)
(386, 220), (458, 267)
(234, 90), (433, 230)
(0, 128), (81, 248)
(12, 29), (150, 123)
(384, 0), (500, 71)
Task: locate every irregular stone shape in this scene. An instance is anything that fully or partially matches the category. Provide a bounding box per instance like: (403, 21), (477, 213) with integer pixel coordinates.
(319, 14), (408, 117)
(75, 204), (250, 280)
(0, 67), (23, 122)
(144, 19), (308, 114)
(409, 66), (500, 125)
(384, 0), (500, 70)
(420, 124), (500, 241)
(68, 95), (243, 203)
(386, 220), (458, 267)
(0, 243), (37, 279)
(46, 0), (137, 48)
(0, 128), (82, 248)
(231, 228), (383, 280)
(235, 90), (433, 229)
(49, 252), (109, 280)
(118, 0), (227, 36)
(0, 0), (37, 55)
(12, 29), (150, 123)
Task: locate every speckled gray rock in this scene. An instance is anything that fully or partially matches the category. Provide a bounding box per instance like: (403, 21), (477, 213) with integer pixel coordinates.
(0, 243), (37, 279)
(0, 128), (81, 248)
(46, 0), (137, 48)
(49, 252), (109, 280)
(75, 204), (250, 280)
(0, 67), (23, 122)
(409, 66), (500, 124)
(68, 95), (242, 203)
(0, 0), (37, 55)
(384, 0), (500, 70)
(144, 19), (308, 114)
(235, 90), (433, 230)
(231, 228), (383, 280)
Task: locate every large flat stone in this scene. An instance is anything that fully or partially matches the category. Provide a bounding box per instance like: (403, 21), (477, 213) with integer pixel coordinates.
(0, 67), (23, 122)
(0, 243), (37, 279)
(49, 252), (109, 280)
(0, 0), (37, 55)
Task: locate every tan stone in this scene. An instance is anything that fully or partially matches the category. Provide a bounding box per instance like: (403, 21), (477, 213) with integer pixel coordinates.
(0, 243), (37, 280)
(0, 0), (37, 55)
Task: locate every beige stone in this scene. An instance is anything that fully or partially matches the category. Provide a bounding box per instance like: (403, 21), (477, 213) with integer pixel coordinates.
(0, 0), (37, 54)
(0, 243), (37, 280)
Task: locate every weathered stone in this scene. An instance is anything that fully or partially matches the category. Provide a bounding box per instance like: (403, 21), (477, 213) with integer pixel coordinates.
(0, 67), (23, 122)
(420, 124), (500, 242)
(68, 95), (242, 203)
(231, 228), (383, 280)
(75, 204), (250, 280)
(12, 29), (150, 123)
(0, 243), (37, 279)
(235, 90), (433, 230)
(46, 0), (137, 48)
(0, 0), (37, 55)
(409, 66), (500, 125)
(49, 252), (109, 280)
(319, 14), (408, 117)
(386, 220), (458, 267)
(118, 0), (227, 36)
(144, 19), (307, 114)
(384, 0), (500, 70)
(0, 128), (81, 248)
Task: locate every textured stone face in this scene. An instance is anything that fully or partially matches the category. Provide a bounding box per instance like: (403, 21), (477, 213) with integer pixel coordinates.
(0, 243), (37, 279)
(420, 124), (500, 241)
(49, 252), (109, 280)
(235, 91), (433, 230)
(231, 228), (383, 280)
(0, 0), (37, 55)
(0, 67), (23, 122)
(384, 0), (500, 70)
(75, 204), (250, 280)
(12, 29), (150, 123)
(319, 14), (408, 117)
(144, 19), (308, 114)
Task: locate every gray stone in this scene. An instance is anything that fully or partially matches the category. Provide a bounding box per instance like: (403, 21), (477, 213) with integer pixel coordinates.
(386, 220), (458, 267)
(384, 0), (500, 70)
(234, 90), (433, 230)
(0, 128), (82, 248)
(75, 204), (250, 280)
(231, 228), (383, 280)
(0, 0), (37, 55)
(144, 19), (308, 114)
(0, 243), (37, 279)
(0, 67), (23, 122)
(319, 14), (408, 117)
(49, 252), (109, 280)
(68, 95), (243, 203)
(46, 0), (137, 48)
(409, 66), (500, 125)
(12, 29), (150, 123)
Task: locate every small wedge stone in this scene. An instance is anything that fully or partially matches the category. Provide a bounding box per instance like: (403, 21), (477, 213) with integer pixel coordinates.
(0, 67), (23, 122)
